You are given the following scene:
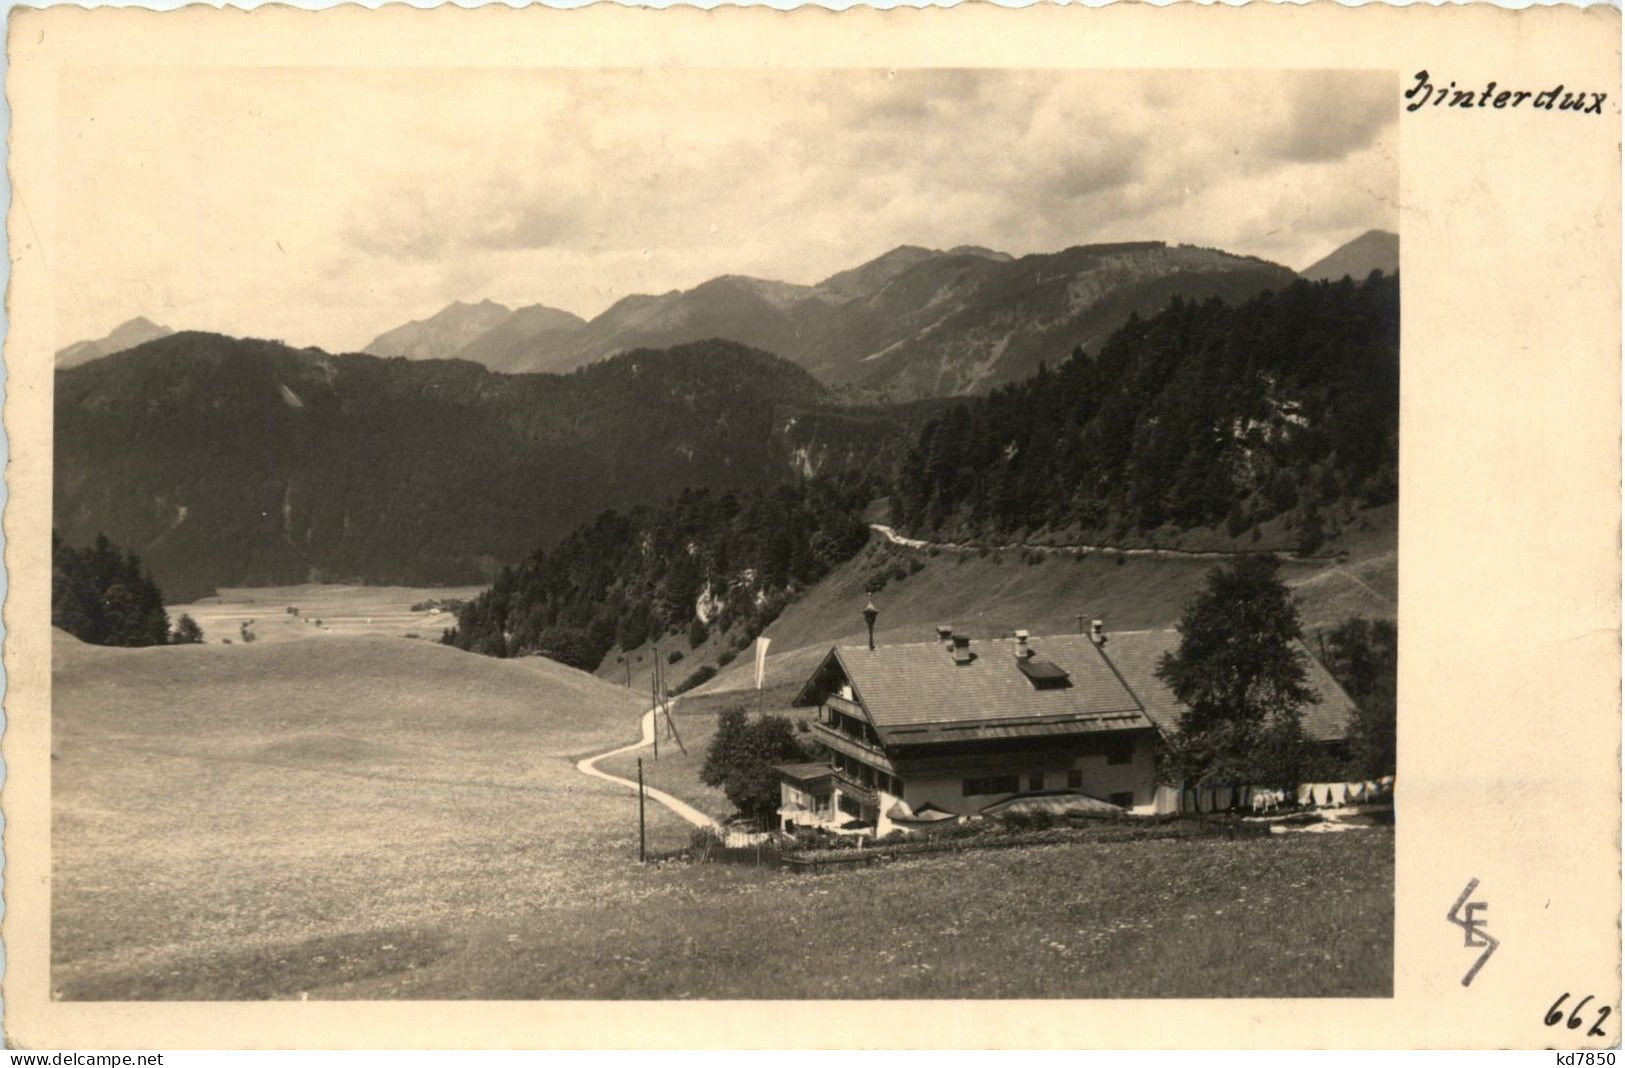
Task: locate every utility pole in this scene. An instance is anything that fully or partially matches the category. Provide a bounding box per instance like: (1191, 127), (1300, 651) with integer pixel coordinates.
(651, 655), (660, 761)
(664, 691), (687, 754)
(637, 757), (647, 863)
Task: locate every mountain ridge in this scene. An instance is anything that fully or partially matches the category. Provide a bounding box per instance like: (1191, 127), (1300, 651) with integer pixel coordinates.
(356, 240), (1297, 397)
(54, 332), (926, 601)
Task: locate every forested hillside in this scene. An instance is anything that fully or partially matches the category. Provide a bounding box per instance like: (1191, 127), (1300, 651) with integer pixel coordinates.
(52, 533), (173, 647)
(445, 272), (1399, 676)
(892, 273), (1399, 552)
(55, 335), (919, 601)
(443, 477), (877, 669)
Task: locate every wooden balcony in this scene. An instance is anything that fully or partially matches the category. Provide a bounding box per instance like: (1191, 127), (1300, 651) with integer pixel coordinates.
(826, 693), (864, 718)
(830, 768), (878, 807)
(811, 721), (896, 771)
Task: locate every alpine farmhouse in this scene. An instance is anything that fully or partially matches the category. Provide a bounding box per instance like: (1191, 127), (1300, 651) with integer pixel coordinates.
(778, 609), (1357, 836)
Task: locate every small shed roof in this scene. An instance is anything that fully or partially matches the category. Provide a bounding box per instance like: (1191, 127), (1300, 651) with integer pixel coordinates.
(774, 762), (836, 785)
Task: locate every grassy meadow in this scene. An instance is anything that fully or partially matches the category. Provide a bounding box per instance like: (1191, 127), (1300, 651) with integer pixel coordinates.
(51, 629), (695, 1000)
(289, 828), (1395, 1000)
(167, 583), (488, 647)
(55, 614), (1392, 1000)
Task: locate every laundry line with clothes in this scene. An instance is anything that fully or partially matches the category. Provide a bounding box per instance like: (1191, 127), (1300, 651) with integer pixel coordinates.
(1153, 775), (1395, 816)
(1296, 776), (1395, 809)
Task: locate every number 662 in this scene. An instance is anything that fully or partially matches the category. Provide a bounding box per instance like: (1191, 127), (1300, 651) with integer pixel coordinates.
(1545, 992), (1612, 1037)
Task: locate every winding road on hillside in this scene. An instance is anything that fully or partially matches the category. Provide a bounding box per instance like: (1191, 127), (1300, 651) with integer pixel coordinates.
(575, 705), (720, 831)
(869, 523), (1334, 563)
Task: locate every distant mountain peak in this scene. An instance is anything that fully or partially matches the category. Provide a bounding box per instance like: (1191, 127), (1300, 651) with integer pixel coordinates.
(813, 245), (963, 303)
(944, 245), (1013, 261)
(56, 317), (175, 369)
(449, 303), (588, 373)
(1300, 230), (1399, 282)
(364, 299), (515, 360)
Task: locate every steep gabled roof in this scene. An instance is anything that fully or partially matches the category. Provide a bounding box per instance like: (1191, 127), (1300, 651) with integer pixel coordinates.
(801, 634), (1151, 743)
(792, 627), (1358, 747)
(1097, 629), (1356, 743)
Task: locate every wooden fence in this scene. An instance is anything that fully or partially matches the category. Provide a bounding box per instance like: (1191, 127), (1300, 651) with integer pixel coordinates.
(652, 813), (1276, 873)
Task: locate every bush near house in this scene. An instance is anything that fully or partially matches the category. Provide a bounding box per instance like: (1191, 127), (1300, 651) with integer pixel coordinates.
(699, 706), (810, 825)
(674, 665), (717, 695)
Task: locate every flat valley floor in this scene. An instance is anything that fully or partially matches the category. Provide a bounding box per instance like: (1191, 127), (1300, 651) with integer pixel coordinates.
(52, 587), (1392, 1001)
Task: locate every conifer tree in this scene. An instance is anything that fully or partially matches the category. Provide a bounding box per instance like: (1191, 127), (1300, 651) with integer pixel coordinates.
(1156, 557), (1319, 790)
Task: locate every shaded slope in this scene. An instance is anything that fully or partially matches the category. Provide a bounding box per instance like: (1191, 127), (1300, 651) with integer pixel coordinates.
(806, 243), (1296, 397)
(55, 333), (903, 600)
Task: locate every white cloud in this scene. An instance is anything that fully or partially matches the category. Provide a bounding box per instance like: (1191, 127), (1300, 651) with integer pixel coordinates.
(53, 67), (1396, 353)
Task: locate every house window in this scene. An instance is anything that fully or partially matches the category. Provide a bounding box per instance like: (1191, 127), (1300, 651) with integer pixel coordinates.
(1028, 773), (1045, 792)
(962, 775), (1020, 797)
(1067, 769), (1083, 789)
(1105, 742), (1133, 766)
(838, 795), (863, 817)
(1109, 791), (1135, 808)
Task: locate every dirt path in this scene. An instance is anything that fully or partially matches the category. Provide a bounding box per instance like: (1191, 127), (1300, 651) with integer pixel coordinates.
(869, 523), (1331, 563)
(1327, 565), (1396, 607)
(575, 704), (720, 831)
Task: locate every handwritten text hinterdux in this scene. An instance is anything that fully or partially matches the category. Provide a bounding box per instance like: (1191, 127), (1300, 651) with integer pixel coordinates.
(1406, 70), (1608, 115)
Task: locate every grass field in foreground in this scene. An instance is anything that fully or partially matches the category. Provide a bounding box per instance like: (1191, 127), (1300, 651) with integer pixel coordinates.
(51, 630), (691, 1000)
(327, 828), (1395, 1000)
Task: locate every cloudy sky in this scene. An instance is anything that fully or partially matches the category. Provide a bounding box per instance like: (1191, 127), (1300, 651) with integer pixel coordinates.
(54, 67), (1396, 353)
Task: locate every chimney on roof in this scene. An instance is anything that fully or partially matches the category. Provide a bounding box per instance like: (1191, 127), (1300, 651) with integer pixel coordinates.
(951, 633), (974, 664)
(936, 624), (954, 649)
(1014, 629), (1034, 659)
(863, 600), (879, 651)
(1091, 619), (1106, 646)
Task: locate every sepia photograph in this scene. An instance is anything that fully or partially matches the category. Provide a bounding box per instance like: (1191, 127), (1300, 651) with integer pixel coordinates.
(41, 62), (1403, 1004)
